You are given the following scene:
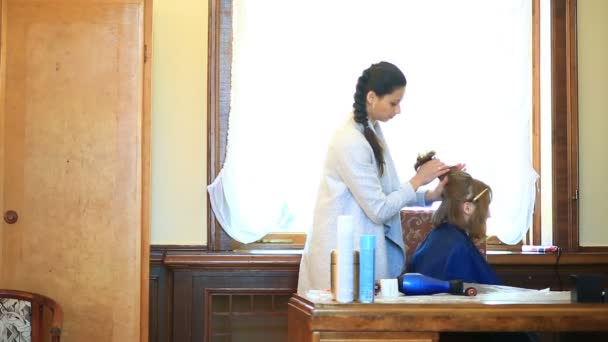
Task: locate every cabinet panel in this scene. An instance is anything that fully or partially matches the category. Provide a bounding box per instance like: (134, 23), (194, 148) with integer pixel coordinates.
(165, 252), (300, 342)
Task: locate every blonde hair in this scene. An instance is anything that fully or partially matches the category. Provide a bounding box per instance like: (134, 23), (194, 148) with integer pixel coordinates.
(431, 168), (492, 239)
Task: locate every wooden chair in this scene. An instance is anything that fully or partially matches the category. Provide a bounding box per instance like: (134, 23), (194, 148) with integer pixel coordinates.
(0, 289), (63, 342)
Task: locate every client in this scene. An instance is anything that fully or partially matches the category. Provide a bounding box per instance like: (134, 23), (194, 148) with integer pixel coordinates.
(409, 152), (499, 284)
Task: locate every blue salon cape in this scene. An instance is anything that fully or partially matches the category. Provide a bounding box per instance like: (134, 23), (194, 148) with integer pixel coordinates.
(409, 222), (500, 285)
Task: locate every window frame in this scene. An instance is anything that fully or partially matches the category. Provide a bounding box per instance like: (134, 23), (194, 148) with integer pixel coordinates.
(206, 0), (587, 252)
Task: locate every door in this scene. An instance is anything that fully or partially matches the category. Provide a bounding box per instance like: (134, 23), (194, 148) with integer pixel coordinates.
(0, 1), (150, 341)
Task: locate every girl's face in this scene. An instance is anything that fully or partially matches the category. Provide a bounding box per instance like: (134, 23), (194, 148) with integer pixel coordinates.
(366, 86), (405, 122)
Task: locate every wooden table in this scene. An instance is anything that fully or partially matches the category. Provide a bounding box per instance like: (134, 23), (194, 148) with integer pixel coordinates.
(288, 287), (608, 342)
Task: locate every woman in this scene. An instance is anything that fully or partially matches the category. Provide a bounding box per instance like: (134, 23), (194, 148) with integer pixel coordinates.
(409, 160), (500, 285)
(297, 62), (452, 295)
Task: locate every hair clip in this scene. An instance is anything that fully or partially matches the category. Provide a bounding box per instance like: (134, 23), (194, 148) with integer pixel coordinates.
(471, 188), (489, 203)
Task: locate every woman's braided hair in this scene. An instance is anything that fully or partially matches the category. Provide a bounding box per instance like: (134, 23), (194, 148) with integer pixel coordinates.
(353, 62), (406, 175)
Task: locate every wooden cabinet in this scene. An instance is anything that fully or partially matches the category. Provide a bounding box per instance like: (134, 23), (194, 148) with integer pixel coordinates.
(158, 251), (300, 342)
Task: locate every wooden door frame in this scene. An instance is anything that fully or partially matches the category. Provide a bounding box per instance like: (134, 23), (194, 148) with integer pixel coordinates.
(0, 0), (6, 264)
(141, 0), (152, 341)
(551, 0), (580, 252)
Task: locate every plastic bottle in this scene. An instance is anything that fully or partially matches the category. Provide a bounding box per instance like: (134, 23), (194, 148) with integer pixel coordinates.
(397, 273), (464, 296)
(358, 234), (375, 303)
(335, 215), (355, 303)
(330, 250), (359, 301)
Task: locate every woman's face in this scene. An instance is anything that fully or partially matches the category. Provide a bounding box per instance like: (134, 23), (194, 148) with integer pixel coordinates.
(366, 86), (406, 122)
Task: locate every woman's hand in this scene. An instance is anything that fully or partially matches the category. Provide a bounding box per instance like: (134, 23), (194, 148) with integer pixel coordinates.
(425, 176), (449, 203)
(423, 162), (466, 203)
(409, 158), (449, 190)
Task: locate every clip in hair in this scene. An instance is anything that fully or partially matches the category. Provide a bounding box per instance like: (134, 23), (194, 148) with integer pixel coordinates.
(471, 188), (489, 203)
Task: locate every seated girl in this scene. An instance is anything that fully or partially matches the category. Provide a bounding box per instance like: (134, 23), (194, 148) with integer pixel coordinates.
(409, 154), (500, 285)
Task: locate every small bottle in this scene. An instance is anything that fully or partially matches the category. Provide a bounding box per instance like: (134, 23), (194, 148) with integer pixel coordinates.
(330, 250), (359, 301)
(335, 215), (355, 303)
(358, 234), (375, 303)
(397, 273), (463, 296)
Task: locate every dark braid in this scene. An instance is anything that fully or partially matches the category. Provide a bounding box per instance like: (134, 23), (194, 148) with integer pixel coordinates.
(352, 62), (407, 175)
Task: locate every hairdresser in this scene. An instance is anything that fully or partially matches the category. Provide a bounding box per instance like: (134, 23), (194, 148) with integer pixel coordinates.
(297, 61), (459, 294)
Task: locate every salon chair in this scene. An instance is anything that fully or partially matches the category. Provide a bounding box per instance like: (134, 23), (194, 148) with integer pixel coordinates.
(401, 209), (486, 271)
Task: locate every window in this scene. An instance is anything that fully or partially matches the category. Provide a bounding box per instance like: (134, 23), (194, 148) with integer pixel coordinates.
(207, 0), (580, 252)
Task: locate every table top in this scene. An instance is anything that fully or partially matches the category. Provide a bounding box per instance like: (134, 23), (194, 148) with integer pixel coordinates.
(289, 284), (608, 332)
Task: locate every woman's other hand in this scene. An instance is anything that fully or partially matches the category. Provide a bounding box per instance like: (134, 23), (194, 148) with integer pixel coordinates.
(423, 162), (466, 203)
(454, 163), (466, 172)
(425, 176), (449, 203)
(409, 159), (449, 190)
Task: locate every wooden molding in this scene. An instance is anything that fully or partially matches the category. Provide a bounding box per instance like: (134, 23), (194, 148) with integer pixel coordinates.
(532, 0), (542, 245)
(151, 244), (208, 253)
(151, 245), (608, 268)
(207, 0), (236, 251)
(150, 245), (207, 265)
(552, 0), (580, 252)
(141, 1), (153, 341)
(566, 0), (580, 250)
(207, 0), (220, 250)
(489, 252), (608, 265)
(164, 252), (301, 271)
(289, 294), (608, 333)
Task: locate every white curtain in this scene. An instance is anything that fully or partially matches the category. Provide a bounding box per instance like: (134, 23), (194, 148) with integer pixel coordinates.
(208, 0), (538, 245)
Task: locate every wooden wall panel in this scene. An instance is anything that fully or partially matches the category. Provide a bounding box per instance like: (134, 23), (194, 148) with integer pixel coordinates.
(150, 249), (171, 342)
(150, 246), (608, 342)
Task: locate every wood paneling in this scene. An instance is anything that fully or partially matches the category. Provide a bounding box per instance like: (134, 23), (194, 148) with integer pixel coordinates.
(172, 256), (298, 342)
(491, 253), (608, 291)
(532, 0), (542, 245)
(141, 1), (153, 340)
(207, 0), (234, 251)
(150, 250), (171, 342)
(150, 246), (299, 342)
(552, 0), (580, 252)
(150, 246), (608, 342)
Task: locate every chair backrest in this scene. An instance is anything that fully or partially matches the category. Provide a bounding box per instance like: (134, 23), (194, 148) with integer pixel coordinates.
(0, 290), (62, 342)
(401, 209), (436, 265)
(401, 209), (487, 269)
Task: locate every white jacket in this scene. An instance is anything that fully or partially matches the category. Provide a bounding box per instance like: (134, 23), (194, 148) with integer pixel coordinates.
(297, 117), (427, 295)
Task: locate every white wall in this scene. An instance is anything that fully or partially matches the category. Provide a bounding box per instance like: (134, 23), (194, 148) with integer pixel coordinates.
(578, 0), (608, 245)
(150, 0), (208, 244)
